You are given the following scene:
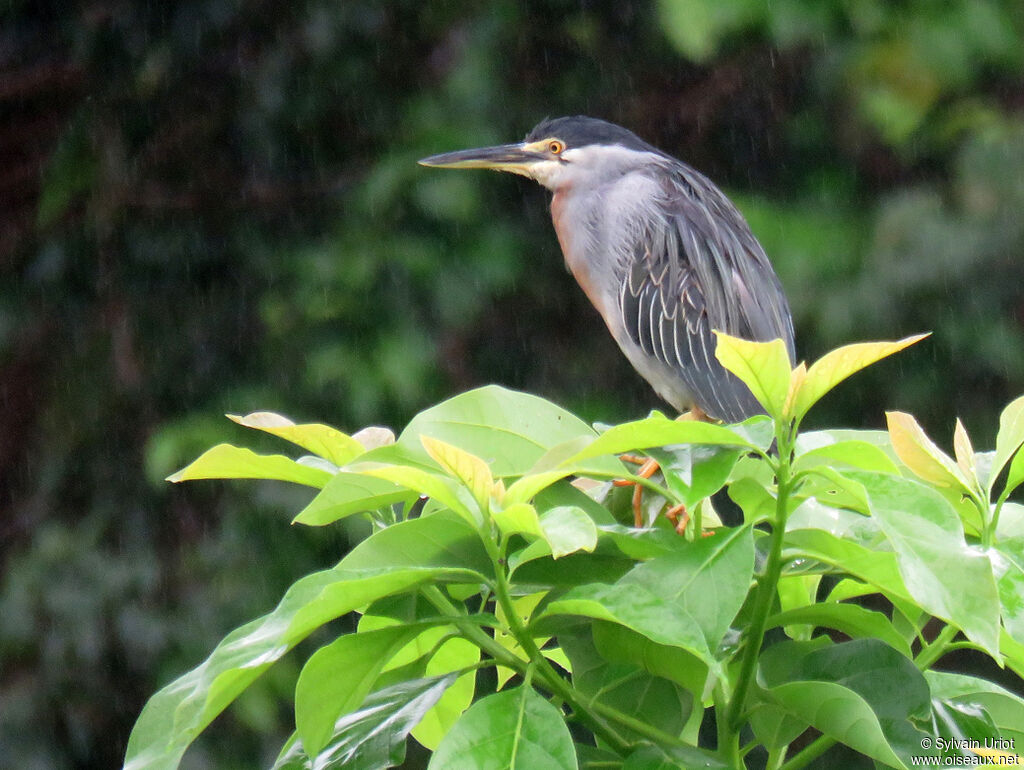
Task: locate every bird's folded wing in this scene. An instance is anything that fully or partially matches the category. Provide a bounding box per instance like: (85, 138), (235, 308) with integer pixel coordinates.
(617, 176), (794, 423)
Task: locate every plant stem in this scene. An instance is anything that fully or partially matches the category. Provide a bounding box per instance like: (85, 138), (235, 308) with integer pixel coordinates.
(914, 623), (958, 671)
(715, 683), (742, 768)
(726, 430), (793, 735)
(485, 533), (636, 755)
(778, 735), (834, 770)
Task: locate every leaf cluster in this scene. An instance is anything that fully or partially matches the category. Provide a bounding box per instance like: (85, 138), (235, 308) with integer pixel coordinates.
(126, 334), (1024, 769)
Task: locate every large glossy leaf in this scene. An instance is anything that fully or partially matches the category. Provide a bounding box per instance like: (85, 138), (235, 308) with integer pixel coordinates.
(296, 625), (428, 757)
(124, 513), (490, 769)
(770, 681), (906, 767)
(790, 335), (928, 421)
(712, 332), (792, 419)
(427, 686), (576, 770)
(620, 524), (753, 651)
(761, 639), (930, 769)
(271, 674), (457, 770)
(767, 602), (911, 656)
(293, 472), (416, 526)
(926, 671), (1024, 744)
(784, 529), (917, 616)
(591, 621), (709, 697)
(167, 444), (332, 488)
(566, 412), (763, 466)
(561, 629), (694, 743)
(543, 525), (752, 660)
(227, 411), (365, 466)
(379, 386), (598, 478)
(849, 471), (1000, 655)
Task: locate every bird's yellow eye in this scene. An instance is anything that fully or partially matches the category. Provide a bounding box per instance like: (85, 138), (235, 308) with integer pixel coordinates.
(548, 140), (565, 154)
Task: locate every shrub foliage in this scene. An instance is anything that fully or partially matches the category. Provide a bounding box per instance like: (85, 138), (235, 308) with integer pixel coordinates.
(126, 334), (1024, 769)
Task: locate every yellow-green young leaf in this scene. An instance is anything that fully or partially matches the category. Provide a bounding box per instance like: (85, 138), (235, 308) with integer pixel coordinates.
(421, 435), (493, 511)
(713, 332), (792, 418)
(227, 412), (364, 466)
(167, 444), (332, 488)
(783, 361), (807, 419)
(792, 334), (929, 420)
(953, 418), (977, 488)
(493, 503), (544, 539)
(992, 395), (1024, 494)
(886, 412), (970, 492)
(360, 465), (479, 525)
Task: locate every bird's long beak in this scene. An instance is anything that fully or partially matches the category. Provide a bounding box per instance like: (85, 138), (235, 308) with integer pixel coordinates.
(418, 142), (547, 176)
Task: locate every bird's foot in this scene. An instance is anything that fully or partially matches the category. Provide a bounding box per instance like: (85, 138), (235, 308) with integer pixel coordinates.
(614, 454), (660, 527)
(615, 406), (712, 532)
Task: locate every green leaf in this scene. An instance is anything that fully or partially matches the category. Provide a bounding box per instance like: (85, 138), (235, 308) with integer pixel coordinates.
(293, 472), (416, 526)
(359, 465), (480, 526)
(124, 512), (490, 769)
(794, 435), (901, 475)
(427, 686), (576, 770)
(992, 396), (1024, 495)
(271, 674), (457, 770)
(338, 509), (493, 577)
(227, 412), (365, 466)
(849, 471), (1001, 656)
(1003, 448), (1024, 503)
(990, 538), (1024, 644)
(646, 444), (742, 509)
(621, 524), (754, 651)
(566, 412), (762, 467)
(167, 444), (332, 488)
(561, 629), (694, 743)
(389, 385), (598, 477)
(411, 637), (479, 750)
(544, 525), (753, 660)
(493, 502), (544, 539)
(623, 743), (728, 769)
(295, 625), (427, 757)
(539, 505), (598, 559)
(592, 621), (709, 697)
(784, 529), (916, 612)
(542, 583), (711, 661)
(761, 639), (930, 769)
(503, 470), (576, 507)
(926, 671), (1024, 744)
(791, 335), (929, 420)
(712, 333), (792, 419)
(767, 603), (911, 656)
(771, 681), (906, 767)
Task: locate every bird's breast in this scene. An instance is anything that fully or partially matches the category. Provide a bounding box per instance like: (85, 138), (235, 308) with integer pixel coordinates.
(550, 188), (612, 320)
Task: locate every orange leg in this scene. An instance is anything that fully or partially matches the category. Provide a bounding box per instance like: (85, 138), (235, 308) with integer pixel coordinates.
(614, 456), (659, 526)
(614, 406), (711, 532)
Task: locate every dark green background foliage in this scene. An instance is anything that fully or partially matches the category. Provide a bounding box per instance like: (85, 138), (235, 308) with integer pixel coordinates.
(2, 0), (1023, 767)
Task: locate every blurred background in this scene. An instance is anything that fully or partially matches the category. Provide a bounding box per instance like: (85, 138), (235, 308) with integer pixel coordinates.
(2, 0), (1023, 766)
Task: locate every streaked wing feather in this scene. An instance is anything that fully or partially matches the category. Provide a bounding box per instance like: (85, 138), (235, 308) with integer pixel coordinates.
(618, 166), (794, 423)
